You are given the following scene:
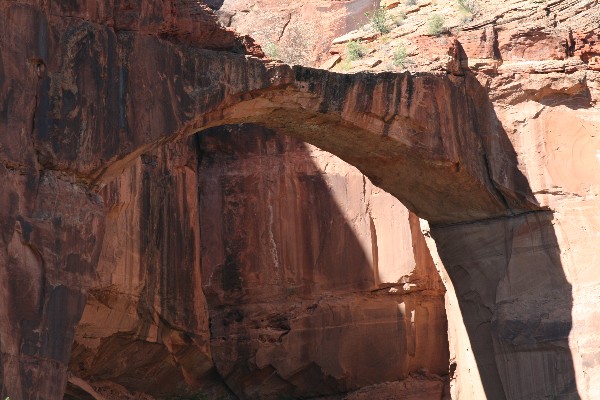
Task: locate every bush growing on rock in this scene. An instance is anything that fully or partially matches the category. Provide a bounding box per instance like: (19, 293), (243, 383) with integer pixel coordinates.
(393, 45), (409, 68)
(366, 6), (391, 34)
(347, 40), (366, 61)
(427, 14), (446, 36)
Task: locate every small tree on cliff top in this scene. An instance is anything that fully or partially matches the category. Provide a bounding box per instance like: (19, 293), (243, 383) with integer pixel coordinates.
(366, 6), (391, 34)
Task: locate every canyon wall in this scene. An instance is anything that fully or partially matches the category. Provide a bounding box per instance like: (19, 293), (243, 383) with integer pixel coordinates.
(209, 0), (380, 65)
(65, 125), (449, 399)
(198, 125), (448, 399)
(442, 3), (600, 399)
(0, 0), (599, 399)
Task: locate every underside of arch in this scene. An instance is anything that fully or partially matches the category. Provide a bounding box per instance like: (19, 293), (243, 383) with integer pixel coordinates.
(0, 3), (578, 400)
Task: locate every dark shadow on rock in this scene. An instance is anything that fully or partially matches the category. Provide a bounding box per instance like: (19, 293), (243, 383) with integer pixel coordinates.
(432, 212), (577, 400)
(537, 84), (593, 110)
(462, 72), (541, 215)
(195, 124), (449, 400)
(204, 0), (225, 10)
(428, 72), (579, 400)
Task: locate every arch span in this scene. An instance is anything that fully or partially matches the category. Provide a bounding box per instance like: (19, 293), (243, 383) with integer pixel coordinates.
(0, 4), (577, 399)
(3, 8), (538, 225)
(91, 42), (540, 225)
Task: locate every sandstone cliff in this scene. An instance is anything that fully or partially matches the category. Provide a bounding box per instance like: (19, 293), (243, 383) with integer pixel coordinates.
(0, 0), (599, 399)
(198, 125), (448, 399)
(209, 0), (381, 66)
(66, 125), (448, 399)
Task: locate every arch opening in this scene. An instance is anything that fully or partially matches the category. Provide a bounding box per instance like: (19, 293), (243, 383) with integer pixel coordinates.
(0, 13), (579, 397)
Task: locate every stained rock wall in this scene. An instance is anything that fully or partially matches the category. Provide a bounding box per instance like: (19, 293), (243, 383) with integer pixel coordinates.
(1, 1), (467, 396)
(69, 138), (226, 398)
(0, 168), (105, 399)
(65, 125), (449, 399)
(198, 124), (448, 399)
(2, 0), (600, 399)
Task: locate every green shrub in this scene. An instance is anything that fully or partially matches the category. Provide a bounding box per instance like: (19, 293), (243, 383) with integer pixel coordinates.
(365, 6), (391, 34)
(393, 12), (406, 26)
(264, 42), (279, 59)
(457, 0), (478, 14)
(427, 14), (446, 36)
(393, 45), (409, 68)
(406, 0), (417, 5)
(346, 40), (366, 61)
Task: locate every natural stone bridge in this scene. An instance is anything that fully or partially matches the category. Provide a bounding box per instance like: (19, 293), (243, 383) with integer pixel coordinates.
(8, 16), (539, 224)
(0, 2), (578, 399)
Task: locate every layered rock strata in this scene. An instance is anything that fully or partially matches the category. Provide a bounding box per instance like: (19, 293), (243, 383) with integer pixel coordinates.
(1, 0), (599, 399)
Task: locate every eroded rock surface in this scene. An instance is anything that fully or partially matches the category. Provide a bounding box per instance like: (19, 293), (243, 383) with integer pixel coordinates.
(68, 137), (227, 399)
(62, 125), (449, 399)
(198, 125), (448, 399)
(0, 168), (105, 399)
(1, 0), (599, 399)
(210, 0), (379, 65)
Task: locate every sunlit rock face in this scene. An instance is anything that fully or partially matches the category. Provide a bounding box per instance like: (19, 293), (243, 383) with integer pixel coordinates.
(198, 124), (448, 399)
(1, 0), (600, 399)
(406, 2), (599, 399)
(209, 0), (379, 66)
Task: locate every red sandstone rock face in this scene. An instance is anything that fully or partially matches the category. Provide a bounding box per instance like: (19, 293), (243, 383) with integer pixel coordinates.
(3, 1), (530, 223)
(1, 1), (470, 397)
(1, 0), (259, 52)
(197, 125), (448, 399)
(68, 138), (227, 399)
(62, 126), (448, 399)
(2, 1), (600, 400)
(0, 167), (105, 399)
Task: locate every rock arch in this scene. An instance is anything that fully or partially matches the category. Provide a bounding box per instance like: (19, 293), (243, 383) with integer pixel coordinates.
(94, 47), (539, 225)
(0, 3), (577, 399)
